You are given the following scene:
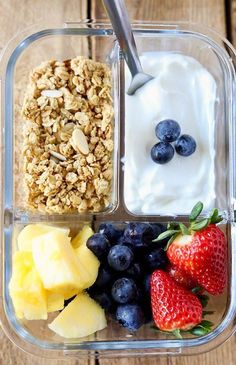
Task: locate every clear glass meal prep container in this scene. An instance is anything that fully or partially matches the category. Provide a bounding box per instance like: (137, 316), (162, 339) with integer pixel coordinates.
(0, 20), (236, 359)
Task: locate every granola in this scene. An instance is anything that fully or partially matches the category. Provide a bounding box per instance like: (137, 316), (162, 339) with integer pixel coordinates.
(22, 57), (114, 214)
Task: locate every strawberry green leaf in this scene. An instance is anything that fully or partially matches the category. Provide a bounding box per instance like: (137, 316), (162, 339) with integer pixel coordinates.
(213, 216), (223, 224)
(191, 286), (203, 295)
(190, 320), (214, 336)
(209, 208), (223, 224)
(172, 329), (182, 339)
(203, 310), (214, 317)
(152, 230), (179, 242)
(179, 223), (189, 235)
(164, 232), (180, 251)
(190, 327), (210, 336)
(200, 320), (214, 328)
(189, 201), (203, 222)
(167, 222), (180, 230)
(209, 208), (218, 222)
(191, 218), (210, 231)
(198, 294), (209, 308)
(210, 209), (223, 224)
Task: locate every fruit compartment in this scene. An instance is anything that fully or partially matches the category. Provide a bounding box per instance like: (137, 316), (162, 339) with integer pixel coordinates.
(3, 220), (231, 354)
(1, 21), (236, 358)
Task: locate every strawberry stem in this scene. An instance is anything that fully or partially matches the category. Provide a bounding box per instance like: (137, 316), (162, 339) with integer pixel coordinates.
(179, 223), (189, 235)
(172, 329), (182, 339)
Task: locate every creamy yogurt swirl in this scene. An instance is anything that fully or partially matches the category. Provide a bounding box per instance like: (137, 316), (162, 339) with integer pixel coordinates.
(124, 52), (216, 215)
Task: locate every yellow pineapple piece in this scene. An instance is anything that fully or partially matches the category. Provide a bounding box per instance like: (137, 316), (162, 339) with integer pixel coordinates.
(64, 288), (80, 300)
(48, 292), (107, 338)
(46, 291), (64, 313)
(9, 251), (47, 320)
(71, 225), (94, 248)
(32, 231), (91, 295)
(18, 224), (70, 251)
(75, 242), (100, 289)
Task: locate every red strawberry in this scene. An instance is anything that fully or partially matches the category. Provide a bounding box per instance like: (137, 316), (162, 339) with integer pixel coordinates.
(155, 202), (227, 295)
(167, 264), (198, 290)
(167, 224), (227, 295)
(151, 270), (202, 331)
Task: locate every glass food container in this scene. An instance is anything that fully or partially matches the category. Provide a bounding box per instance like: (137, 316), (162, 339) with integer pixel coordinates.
(0, 20), (236, 359)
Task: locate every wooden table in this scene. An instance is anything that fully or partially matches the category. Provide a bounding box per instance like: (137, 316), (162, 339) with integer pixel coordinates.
(0, 0), (236, 364)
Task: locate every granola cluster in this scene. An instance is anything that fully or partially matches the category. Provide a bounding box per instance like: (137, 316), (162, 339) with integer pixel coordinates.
(22, 57), (114, 214)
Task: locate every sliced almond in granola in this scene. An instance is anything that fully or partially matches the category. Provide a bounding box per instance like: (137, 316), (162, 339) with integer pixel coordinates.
(62, 122), (75, 131)
(41, 89), (63, 98)
(49, 150), (67, 161)
(71, 129), (89, 155)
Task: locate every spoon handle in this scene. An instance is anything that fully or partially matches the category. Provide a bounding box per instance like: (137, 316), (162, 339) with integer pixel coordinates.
(102, 0), (142, 76)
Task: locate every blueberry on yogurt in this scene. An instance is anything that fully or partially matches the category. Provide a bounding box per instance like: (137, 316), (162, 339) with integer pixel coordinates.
(175, 134), (197, 156)
(151, 142), (174, 164)
(155, 119), (181, 142)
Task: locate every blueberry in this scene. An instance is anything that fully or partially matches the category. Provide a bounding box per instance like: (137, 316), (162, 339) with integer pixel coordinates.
(123, 223), (154, 247)
(92, 292), (114, 313)
(126, 262), (142, 279)
(135, 287), (144, 303)
(116, 304), (145, 331)
(143, 274), (151, 294)
(144, 247), (168, 272)
(148, 224), (169, 250)
(111, 278), (137, 304)
(149, 223), (166, 241)
(94, 265), (113, 288)
(86, 233), (110, 259)
(141, 302), (152, 324)
(116, 235), (126, 245)
(151, 142), (174, 164)
(108, 245), (134, 271)
(98, 223), (123, 243)
(155, 119), (181, 142)
(175, 134), (196, 156)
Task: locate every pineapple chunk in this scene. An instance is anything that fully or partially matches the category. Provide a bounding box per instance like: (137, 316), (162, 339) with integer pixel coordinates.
(71, 225), (94, 248)
(9, 251), (47, 320)
(32, 231), (91, 294)
(48, 292), (107, 338)
(75, 242), (100, 289)
(46, 291), (64, 313)
(18, 224), (70, 251)
(64, 288), (80, 300)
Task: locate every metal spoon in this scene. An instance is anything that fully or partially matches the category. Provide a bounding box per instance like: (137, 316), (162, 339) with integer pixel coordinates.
(103, 0), (153, 95)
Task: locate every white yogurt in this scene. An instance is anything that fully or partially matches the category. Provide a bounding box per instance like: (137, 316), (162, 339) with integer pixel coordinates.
(124, 52), (216, 215)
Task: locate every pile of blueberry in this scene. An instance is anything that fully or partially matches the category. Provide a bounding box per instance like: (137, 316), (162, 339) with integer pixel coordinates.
(86, 222), (168, 332)
(151, 119), (197, 164)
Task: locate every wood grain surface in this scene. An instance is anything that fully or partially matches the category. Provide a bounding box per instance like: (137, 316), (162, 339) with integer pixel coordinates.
(0, 0), (235, 364)
(232, 0), (236, 44)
